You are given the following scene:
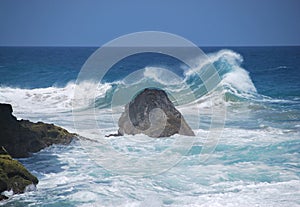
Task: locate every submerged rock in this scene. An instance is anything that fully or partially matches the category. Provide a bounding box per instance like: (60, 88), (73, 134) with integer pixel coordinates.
(117, 88), (195, 138)
(0, 103), (77, 158)
(0, 147), (38, 200)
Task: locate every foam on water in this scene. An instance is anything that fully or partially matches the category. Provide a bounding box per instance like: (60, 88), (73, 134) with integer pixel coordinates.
(1, 49), (299, 206)
(3, 130), (298, 206)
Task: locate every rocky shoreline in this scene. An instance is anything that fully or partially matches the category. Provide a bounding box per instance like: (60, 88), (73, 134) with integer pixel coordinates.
(0, 89), (194, 200)
(0, 103), (77, 200)
(0, 103), (76, 158)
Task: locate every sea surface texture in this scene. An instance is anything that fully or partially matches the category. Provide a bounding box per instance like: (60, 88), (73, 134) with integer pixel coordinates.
(0, 47), (299, 206)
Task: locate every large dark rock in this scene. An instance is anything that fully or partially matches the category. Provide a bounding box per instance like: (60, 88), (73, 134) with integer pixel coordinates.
(0, 103), (76, 158)
(0, 147), (38, 200)
(117, 88), (195, 138)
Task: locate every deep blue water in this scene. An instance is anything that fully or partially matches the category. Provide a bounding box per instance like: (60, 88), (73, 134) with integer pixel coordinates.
(231, 47), (300, 100)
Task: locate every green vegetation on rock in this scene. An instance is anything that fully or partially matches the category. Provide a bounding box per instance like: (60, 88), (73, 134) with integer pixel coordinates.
(0, 147), (38, 200)
(0, 103), (77, 158)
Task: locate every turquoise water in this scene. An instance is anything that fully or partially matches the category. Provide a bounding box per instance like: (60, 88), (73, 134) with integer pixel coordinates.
(0, 47), (299, 206)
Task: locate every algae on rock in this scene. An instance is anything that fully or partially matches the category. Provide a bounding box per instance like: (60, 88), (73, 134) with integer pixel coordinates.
(0, 147), (38, 200)
(0, 103), (76, 158)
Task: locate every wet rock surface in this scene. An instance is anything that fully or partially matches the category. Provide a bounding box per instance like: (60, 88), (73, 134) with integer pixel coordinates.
(117, 88), (195, 138)
(0, 147), (38, 200)
(0, 103), (76, 158)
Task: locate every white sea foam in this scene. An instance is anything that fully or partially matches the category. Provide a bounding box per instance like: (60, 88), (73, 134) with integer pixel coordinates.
(5, 135), (298, 206)
(1, 49), (299, 206)
(0, 83), (75, 113)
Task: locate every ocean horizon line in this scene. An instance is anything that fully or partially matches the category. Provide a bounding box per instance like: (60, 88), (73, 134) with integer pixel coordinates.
(0, 45), (299, 48)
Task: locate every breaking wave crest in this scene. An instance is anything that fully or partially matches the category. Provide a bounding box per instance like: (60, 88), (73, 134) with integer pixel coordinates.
(0, 49), (261, 114)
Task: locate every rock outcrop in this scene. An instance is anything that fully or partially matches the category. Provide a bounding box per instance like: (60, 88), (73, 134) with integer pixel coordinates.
(0, 147), (38, 200)
(0, 103), (76, 158)
(117, 88), (195, 138)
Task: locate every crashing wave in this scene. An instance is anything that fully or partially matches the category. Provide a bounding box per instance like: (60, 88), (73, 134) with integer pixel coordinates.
(0, 49), (260, 114)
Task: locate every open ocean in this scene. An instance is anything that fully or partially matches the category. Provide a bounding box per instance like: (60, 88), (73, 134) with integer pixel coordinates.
(0, 46), (299, 206)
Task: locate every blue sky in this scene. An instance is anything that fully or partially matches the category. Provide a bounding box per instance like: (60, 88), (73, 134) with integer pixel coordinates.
(0, 0), (299, 46)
